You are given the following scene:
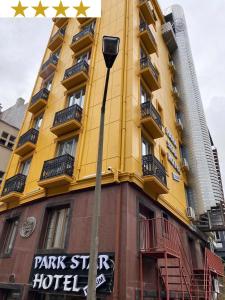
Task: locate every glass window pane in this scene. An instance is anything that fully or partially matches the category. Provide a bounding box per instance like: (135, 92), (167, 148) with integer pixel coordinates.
(2, 219), (18, 255)
(44, 208), (69, 250)
(57, 139), (76, 157)
(33, 115), (43, 130)
(20, 159), (31, 176)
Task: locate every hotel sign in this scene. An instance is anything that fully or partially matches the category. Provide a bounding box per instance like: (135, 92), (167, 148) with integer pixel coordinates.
(30, 253), (114, 296)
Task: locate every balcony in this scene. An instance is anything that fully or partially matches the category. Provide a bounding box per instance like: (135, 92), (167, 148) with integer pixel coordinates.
(62, 61), (89, 90)
(162, 22), (178, 54)
(70, 26), (94, 53)
(140, 101), (163, 139)
(77, 18), (93, 25)
(1, 174), (26, 203)
(138, 0), (155, 25)
(51, 104), (82, 136)
(142, 154), (168, 195)
(140, 218), (179, 257)
(140, 57), (160, 91)
(48, 28), (65, 51)
(139, 22), (157, 55)
(53, 18), (68, 28)
(15, 128), (39, 157)
(38, 154), (74, 189)
(28, 88), (49, 114)
(39, 54), (58, 79)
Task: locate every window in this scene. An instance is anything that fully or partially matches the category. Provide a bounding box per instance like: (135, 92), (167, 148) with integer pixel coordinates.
(142, 137), (152, 156)
(4, 291), (20, 300)
(53, 47), (61, 59)
(76, 51), (91, 64)
(141, 85), (150, 104)
(0, 131), (16, 150)
(19, 158), (31, 176)
(184, 185), (192, 207)
(43, 78), (52, 91)
(33, 114), (43, 131)
(68, 88), (85, 108)
(157, 102), (163, 122)
(2, 131), (8, 139)
(140, 47), (147, 59)
(57, 138), (76, 157)
(43, 206), (70, 250)
(0, 218), (19, 256)
(0, 171), (4, 185)
(160, 148), (167, 171)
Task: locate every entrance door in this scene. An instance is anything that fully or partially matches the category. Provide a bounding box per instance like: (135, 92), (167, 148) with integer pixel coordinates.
(4, 290), (20, 300)
(139, 205), (154, 250)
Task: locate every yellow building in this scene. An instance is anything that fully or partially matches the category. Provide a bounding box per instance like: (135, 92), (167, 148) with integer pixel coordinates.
(0, 1), (223, 299)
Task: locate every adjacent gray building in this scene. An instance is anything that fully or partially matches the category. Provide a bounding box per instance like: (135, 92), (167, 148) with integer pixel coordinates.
(0, 98), (27, 187)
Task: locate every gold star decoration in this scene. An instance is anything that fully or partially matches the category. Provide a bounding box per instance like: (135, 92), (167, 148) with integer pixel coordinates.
(74, 0), (90, 17)
(12, 1), (28, 16)
(32, 1), (48, 16)
(53, 1), (69, 16)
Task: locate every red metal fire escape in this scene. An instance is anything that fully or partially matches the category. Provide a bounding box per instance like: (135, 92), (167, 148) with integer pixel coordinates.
(139, 218), (224, 300)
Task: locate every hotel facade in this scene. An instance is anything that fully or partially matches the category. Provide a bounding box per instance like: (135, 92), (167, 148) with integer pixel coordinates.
(0, 1), (224, 299)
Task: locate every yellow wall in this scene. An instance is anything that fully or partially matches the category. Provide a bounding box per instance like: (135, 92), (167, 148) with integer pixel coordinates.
(0, 0), (190, 224)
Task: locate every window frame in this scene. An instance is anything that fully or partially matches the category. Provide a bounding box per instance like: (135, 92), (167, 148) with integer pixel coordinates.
(56, 137), (77, 158)
(38, 204), (71, 254)
(0, 217), (19, 258)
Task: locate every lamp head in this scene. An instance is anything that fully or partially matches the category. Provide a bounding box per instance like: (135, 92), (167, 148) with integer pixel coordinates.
(102, 36), (120, 69)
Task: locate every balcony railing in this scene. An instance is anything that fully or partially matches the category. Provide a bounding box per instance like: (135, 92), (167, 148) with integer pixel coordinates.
(41, 54), (58, 72)
(205, 248), (224, 276)
(40, 154), (74, 181)
(72, 25), (94, 44)
(50, 28), (65, 43)
(142, 154), (167, 186)
(17, 128), (39, 149)
(1, 174), (26, 196)
(63, 60), (89, 81)
(140, 218), (179, 255)
(140, 56), (159, 82)
(141, 101), (162, 130)
(140, 22), (156, 47)
(53, 104), (83, 127)
(30, 88), (49, 107)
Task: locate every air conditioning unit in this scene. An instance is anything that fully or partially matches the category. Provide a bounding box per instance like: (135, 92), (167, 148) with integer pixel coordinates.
(186, 207), (196, 221)
(182, 158), (189, 172)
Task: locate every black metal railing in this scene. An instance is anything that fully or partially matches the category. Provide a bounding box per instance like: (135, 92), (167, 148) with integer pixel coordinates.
(40, 154), (74, 181)
(49, 28), (65, 43)
(72, 25), (94, 44)
(142, 154), (167, 186)
(1, 174), (26, 196)
(140, 56), (159, 82)
(141, 101), (162, 130)
(41, 54), (58, 72)
(17, 128), (39, 149)
(53, 104), (83, 127)
(140, 22), (156, 47)
(63, 60), (89, 80)
(30, 88), (49, 107)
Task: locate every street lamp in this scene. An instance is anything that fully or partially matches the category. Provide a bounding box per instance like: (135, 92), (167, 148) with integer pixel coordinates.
(87, 36), (120, 300)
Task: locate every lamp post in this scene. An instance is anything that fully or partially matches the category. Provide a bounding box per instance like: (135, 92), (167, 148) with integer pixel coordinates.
(87, 36), (120, 300)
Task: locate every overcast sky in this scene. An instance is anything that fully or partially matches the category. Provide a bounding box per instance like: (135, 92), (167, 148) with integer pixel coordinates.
(0, 0), (224, 190)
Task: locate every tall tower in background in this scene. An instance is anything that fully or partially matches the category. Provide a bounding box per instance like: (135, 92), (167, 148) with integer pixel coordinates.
(166, 5), (224, 215)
